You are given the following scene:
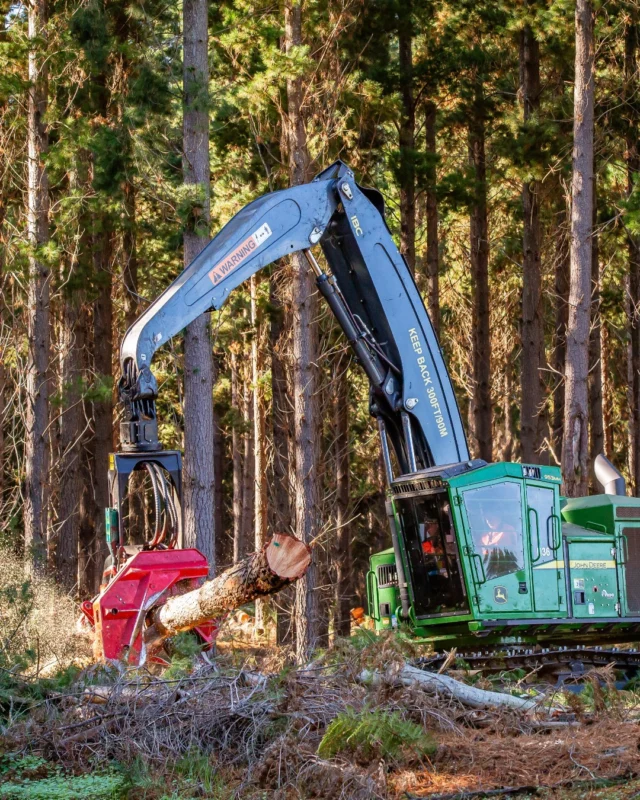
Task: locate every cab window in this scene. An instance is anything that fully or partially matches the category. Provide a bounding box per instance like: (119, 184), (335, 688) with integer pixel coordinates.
(395, 493), (468, 615)
(463, 481), (524, 579)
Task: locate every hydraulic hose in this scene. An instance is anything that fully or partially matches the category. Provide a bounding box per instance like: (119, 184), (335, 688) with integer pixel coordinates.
(385, 495), (411, 620)
(144, 462), (163, 546)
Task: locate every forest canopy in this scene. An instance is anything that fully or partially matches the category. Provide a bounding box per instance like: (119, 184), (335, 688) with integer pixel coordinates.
(1, 0), (639, 651)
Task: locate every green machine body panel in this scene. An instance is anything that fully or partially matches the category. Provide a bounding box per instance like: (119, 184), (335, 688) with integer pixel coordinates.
(367, 548), (401, 630)
(366, 461), (640, 649)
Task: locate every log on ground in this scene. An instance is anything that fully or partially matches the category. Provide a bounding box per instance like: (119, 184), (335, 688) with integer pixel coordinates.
(144, 533), (311, 650)
(360, 664), (550, 713)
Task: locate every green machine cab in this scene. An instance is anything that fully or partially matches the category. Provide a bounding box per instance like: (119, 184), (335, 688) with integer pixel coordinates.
(367, 459), (640, 649)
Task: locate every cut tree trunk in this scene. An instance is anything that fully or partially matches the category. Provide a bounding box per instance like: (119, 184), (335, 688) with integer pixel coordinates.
(360, 664), (550, 713)
(144, 533), (311, 650)
(562, 0), (595, 497)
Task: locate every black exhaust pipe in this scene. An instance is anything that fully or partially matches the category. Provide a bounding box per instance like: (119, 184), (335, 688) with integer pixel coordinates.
(594, 454), (626, 496)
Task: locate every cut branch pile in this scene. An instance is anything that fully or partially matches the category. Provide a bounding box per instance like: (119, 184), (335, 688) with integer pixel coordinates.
(4, 651), (640, 800)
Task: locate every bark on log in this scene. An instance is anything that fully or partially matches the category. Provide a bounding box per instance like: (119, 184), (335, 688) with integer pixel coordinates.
(144, 534), (311, 649)
(360, 664), (549, 713)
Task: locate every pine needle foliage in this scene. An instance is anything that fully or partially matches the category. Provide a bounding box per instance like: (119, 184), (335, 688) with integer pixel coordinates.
(318, 707), (436, 763)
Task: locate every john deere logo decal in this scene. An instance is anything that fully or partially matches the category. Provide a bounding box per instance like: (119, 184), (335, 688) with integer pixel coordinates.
(494, 586), (508, 604)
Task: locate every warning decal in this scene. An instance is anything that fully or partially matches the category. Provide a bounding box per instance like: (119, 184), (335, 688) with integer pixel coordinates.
(208, 222), (272, 286)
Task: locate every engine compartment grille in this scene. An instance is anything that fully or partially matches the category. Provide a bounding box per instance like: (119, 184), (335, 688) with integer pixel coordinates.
(392, 478), (445, 496)
(616, 506), (640, 519)
(377, 563), (398, 588)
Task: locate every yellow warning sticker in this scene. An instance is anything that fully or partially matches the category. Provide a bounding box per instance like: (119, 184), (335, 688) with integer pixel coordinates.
(109, 454), (115, 471)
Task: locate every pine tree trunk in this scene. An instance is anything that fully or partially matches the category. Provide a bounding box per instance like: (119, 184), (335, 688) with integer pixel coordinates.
(270, 276), (292, 534)
(90, 226), (113, 594)
(468, 82), (492, 462)
(24, 0), (50, 574)
(398, 0), (415, 273)
(285, 0), (319, 662)
(520, 23), (545, 464)
(334, 354), (351, 637)
(425, 101), (440, 335)
(182, 0), (215, 569)
(552, 202), (570, 462)
(626, 24), (640, 493)
(589, 177), (603, 475)
(601, 322), (613, 458)
(231, 351), (245, 561)
(213, 355), (226, 568)
(627, 278), (636, 490)
(0, 204), (6, 503)
(56, 291), (85, 591)
(270, 275), (294, 645)
(252, 276), (269, 634)
(562, 0), (595, 497)
(57, 157), (93, 592)
(241, 365), (255, 554)
(121, 181), (146, 541)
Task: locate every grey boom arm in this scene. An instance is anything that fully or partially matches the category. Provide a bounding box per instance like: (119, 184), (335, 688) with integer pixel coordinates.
(119, 160), (469, 471)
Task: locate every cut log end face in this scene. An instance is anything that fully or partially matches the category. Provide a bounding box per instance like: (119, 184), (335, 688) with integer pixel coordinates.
(265, 533), (311, 579)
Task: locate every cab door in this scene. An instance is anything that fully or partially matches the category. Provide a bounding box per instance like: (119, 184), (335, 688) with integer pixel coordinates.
(525, 483), (564, 613)
(457, 479), (533, 615)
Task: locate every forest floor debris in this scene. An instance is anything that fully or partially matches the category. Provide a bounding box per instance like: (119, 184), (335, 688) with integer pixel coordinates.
(2, 630), (640, 798)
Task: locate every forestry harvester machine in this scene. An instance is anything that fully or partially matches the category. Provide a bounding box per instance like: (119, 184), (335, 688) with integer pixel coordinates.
(86, 160), (640, 675)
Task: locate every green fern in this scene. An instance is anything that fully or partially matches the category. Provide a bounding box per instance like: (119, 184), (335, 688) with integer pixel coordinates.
(318, 707), (436, 763)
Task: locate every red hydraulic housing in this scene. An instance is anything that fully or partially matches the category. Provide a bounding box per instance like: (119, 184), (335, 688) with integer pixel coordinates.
(81, 450), (218, 666)
(82, 548), (218, 665)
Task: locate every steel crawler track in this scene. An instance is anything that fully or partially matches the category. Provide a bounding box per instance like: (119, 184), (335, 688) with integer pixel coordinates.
(414, 646), (640, 680)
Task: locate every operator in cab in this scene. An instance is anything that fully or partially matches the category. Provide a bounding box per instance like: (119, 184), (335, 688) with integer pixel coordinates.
(480, 510), (521, 579)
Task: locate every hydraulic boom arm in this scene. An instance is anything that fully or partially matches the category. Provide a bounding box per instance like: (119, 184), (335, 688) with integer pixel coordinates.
(119, 161), (469, 473)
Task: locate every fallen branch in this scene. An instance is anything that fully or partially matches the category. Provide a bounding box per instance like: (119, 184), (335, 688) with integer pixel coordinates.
(144, 533), (311, 651)
(360, 663), (548, 713)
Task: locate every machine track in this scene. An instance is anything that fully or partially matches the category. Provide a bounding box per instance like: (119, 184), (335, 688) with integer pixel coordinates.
(413, 646), (640, 682)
